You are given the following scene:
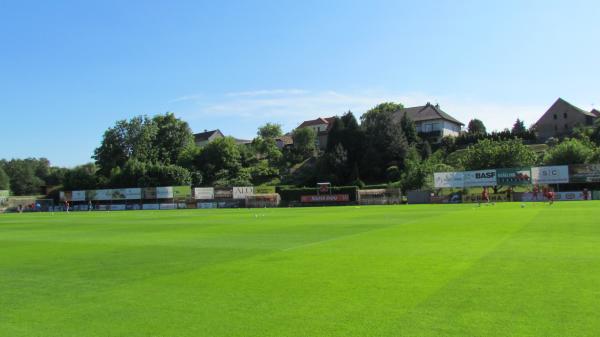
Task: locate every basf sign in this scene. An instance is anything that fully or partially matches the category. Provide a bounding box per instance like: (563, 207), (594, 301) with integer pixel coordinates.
(463, 170), (497, 187)
(531, 166), (569, 184)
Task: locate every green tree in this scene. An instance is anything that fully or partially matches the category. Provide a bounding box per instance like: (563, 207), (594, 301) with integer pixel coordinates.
(360, 103), (409, 181)
(93, 116), (158, 176)
(543, 138), (594, 165)
(257, 123), (283, 139)
(63, 163), (99, 190)
(590, 119), (600, 146)
(292, 127), (317, 159)
(420, 140), (432, 160)
(45, 167), (69, 186)
(0, 159), (45, 195)
(461, 139), (537, 170)
(0, 166), (9, 190)
(194, 137), (243, 186)
(152, 112), (195, 165)
(400, 112), (418, 144)
(511, 118), (527, 136)
(139, 163), (192, 187)
(467, 119), (487, 135)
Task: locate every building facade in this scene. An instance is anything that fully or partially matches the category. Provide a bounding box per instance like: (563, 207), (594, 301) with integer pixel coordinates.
(297, 117), (335, 150)
(394, 102), (463, 143)
(534, 98), (598, 141)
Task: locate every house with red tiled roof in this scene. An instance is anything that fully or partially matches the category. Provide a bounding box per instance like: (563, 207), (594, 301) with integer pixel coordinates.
(297, 116), (336, 150)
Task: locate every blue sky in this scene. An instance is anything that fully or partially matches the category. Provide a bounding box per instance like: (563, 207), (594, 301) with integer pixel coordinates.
(1, 0), (598, 167)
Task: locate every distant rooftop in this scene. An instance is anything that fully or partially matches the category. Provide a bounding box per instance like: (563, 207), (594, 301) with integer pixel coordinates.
(396, 102), (464, 125)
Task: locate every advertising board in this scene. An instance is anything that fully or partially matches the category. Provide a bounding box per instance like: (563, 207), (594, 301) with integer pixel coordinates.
(430, 192), (463, 204)
(496, 167), (532, 186)
(531, 166), (569, 184)
(522, 191), (590, 202)
(172, 186), (192, 201)
(198, 202), (217, 209)
(159, 203), (176, 210)
(71, 191), (86, 201)
(214, 188), (233, 199)
(156, 187), (174, 199)
(111, 188), (142, 200)
(434, 172), (464, 188)
(0, 190), (8, 206)
(462, 193), (509, 203)
(463, 170), (497, 187)
(143, 187), (157, 199)
(194, 187), (215, 200)
(233, 186), (254, 199)
(110, 204), (126, 211)
(86, 190), (96, 201)
(254, 186), (276, 194)
(142, 203), (160, 210)
(60, 191), (73, 201)
(93, 189), (113, 201)
(569, 164), (600, 183)
(301, 194), (350, 203)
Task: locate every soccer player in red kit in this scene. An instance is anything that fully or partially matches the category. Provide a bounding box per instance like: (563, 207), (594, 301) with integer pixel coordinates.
(546, 188), (555, 205)
(482, 187), (490, 203)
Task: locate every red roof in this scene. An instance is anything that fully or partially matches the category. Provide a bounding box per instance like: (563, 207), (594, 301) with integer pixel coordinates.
(298, 117), (331, 128)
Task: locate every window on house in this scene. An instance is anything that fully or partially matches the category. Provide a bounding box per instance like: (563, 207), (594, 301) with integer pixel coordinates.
(563, 113), (567, 119)
(553, 114), (557, 120)
(564, 124), (569, 130)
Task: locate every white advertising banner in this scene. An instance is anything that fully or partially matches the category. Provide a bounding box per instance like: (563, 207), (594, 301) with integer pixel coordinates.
(72, 191), (86, 201)
(156, 187), (174, 199)
(531, 166), (569, 184)
(463, 170), (497, 187)
(194, 187), (215, 200)
(94, 189), (113, 201)
(434, 172), (464, 188)
(233, 186), (254, 199)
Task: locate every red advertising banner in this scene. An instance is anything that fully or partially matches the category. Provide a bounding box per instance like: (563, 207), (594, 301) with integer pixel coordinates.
(301, 194), (350, 203)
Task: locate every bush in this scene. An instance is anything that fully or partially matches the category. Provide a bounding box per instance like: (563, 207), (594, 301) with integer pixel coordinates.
(543, 138), (595, 165)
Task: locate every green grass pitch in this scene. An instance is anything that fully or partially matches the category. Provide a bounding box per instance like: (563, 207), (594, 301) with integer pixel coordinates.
(1, 202), (599, 337)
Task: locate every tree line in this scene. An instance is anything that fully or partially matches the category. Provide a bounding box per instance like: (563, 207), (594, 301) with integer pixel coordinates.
(2, 103), (600, 196)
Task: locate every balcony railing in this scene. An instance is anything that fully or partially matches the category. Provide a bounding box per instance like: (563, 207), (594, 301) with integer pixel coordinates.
(418, 130), (442, 138)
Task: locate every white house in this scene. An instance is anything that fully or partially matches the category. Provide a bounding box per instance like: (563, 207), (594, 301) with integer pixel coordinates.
(394, 103), (463, 143)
